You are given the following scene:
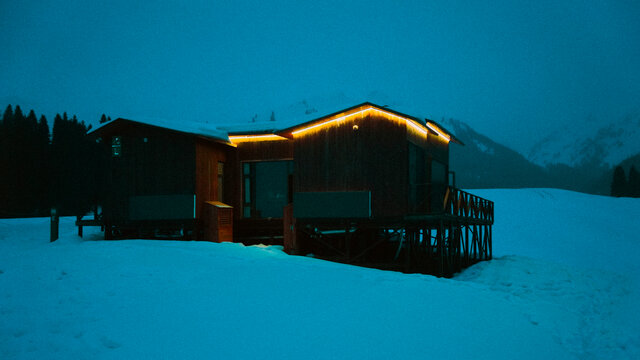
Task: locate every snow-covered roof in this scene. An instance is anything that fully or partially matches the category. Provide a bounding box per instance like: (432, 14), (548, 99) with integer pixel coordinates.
(89, 116), (229, 142)
(218, 99), (461, 144)
(215, 95), (363, 134)
(89, 98), (460, 144)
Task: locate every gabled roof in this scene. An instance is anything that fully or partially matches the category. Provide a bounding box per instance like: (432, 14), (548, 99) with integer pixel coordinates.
(89, 117), (229, 143)
(226, 102), (462, 144)
(89, 102), (461, 145)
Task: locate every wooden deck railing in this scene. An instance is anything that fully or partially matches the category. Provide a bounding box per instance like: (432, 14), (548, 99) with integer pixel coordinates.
(443, 187), (494, 224)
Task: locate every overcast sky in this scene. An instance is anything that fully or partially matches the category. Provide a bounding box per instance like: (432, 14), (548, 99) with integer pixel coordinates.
(1, 0), (639, 153)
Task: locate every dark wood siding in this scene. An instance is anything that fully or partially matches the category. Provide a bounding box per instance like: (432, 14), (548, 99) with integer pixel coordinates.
(294, 113), (408, 218)
(195, 138), (230, 219)
(236, 140), (293, 161)
(426, 132), (450, 213)
(100, 125), (196, 223)
(427, 133), (449, 165)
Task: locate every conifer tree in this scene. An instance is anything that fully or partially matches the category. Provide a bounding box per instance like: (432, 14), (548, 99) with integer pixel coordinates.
(628, 165), (640, 198)
(51, 113), (96, 216)
(22, 110), (40, 213)
(13, 105), (24, 124)
(37, 115), (51, 212)
(100, 114), (108, 124)
(0, 105), (11, 216)
(2, 104), (12, 124)
(611, 166), (627, 197)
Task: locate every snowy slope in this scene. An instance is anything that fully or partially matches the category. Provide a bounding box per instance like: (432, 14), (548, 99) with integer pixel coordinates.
(528, 113), (640, 167)
(1, 189), (639, 359)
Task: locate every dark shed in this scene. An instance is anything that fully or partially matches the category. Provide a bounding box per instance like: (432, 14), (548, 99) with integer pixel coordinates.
(90, 118), (230, 239)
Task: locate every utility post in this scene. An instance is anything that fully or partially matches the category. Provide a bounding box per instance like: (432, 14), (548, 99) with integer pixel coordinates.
(50, 208), (59, 242)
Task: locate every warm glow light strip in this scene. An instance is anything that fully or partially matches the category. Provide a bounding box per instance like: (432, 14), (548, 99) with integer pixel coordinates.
(291, 108), (371, 135)
(228, 107), (451, 143)
(406, 118), (429, 136)
(228, 134), (286, 143)
(425, 122), (451, 142)
(291, 106), (433, 138)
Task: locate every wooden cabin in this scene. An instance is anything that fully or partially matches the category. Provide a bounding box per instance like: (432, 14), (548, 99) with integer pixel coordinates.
(88, 102), (493, 277)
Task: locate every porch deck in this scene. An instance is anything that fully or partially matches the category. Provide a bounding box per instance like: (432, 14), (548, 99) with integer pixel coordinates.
(290, 187), (494, 277)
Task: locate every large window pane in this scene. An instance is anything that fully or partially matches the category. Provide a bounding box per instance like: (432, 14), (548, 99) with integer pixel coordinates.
(254, 161), (292, 218)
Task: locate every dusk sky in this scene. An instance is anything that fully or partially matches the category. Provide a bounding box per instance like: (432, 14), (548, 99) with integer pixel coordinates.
(2, 0), (639, 152)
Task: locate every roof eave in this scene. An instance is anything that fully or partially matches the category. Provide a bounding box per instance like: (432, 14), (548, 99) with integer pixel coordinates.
(90, 118), (231, 145)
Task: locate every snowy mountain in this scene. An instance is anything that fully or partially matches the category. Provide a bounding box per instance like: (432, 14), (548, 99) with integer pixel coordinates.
(440, 118), (552, 189)
(237, 96), (628, 193)
(1, 189), (639, 359)
(528, 113), (640, 167)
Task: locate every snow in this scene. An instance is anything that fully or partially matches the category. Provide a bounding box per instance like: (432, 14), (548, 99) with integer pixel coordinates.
(215, 94), (445, 135)
(472, 138), (495, 154)
(87, 96), (455, 141)
(527, 113), (640, 167)
(1, 189), (639, 359)
(89, 116), (229, 142)
(215, 94), (371, 134)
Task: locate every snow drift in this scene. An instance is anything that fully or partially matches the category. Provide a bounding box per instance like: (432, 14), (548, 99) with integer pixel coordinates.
(1, 188), (638, 359)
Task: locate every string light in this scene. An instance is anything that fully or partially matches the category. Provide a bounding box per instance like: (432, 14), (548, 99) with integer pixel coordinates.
(228, 134), (287, 144)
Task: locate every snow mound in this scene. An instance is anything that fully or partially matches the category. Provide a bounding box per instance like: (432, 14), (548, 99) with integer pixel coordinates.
(1, 188), (639, 359)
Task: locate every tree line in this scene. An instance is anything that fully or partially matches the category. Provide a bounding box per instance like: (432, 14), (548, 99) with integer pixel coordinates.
(611, 165), (640, 198)
(0, 104), (108, 218)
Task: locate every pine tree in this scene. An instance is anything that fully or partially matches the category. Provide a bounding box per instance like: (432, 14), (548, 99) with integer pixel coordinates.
(2, 104), (12, 124)
(100, 114), (108, 124)
(37, 115), (51, 213)
(51, 113), (96, 216)
(13, 105), (24, 123)
(23, 110), (40, 213)
(7, 105), (25, 214)
(611, 166), (627, 197)
(0, 105), (11, 216)
(628, 165), (640, 198)
(51, 114), (65, 213)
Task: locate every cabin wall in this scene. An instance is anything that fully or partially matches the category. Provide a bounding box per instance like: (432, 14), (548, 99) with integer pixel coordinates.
(237, 140), (293, 162)
(294, 113), (407, 218)
(194, 138), (231, 219)
(407, 129), (450, 214)
(427, 133), (449, 166)
(233, 140), (294, 218)
(101, 126), (196, 223)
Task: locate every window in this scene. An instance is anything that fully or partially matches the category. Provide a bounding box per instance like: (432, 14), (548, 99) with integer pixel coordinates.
(408, 143), (427, 213)
(431, 160), (447, 184)
(243, 163), (252, 218)
(242, 160), (293, 218)
(217, 162), (224, 202)
(430, 160), (448, 212)
(111, 136), (122, 157)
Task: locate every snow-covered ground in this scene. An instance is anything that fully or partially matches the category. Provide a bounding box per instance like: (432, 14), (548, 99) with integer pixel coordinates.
(1, 189), (639, 359)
